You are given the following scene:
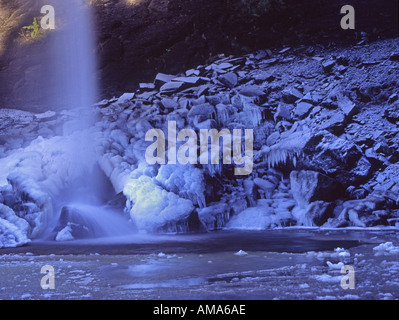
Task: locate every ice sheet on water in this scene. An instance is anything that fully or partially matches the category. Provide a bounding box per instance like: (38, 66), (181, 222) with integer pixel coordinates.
(373, 242), (399, 255)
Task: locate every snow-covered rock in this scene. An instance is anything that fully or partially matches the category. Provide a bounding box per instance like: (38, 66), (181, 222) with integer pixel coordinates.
(123, 175), (195, 232)
(0, 204), (30, 248)
(197, 202), (230, 231)
(155, 164), (206, 208)
(0, 217), (29, 248)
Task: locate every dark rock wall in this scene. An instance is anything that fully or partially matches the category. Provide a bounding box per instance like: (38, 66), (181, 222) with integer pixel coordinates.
(0, 0), (397, 110)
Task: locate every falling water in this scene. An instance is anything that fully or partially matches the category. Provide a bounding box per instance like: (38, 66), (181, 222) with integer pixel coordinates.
(43, 0), (135, 240)
(49, 0), (98, 115)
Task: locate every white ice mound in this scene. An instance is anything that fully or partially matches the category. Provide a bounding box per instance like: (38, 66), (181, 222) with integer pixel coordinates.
(0, 217), (30, 248)
(155, 164), (206, 208)
(0, 130), (98, 242)
(226, 200), (277, 230)
(373, 242), (399, 255)
(123, 175), (195, 232)
(0, 204), (30, 248)
(0, 131), (97, 194)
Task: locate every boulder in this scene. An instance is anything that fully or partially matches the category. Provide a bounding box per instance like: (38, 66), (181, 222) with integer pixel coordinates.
(53, 206), (93, 240)
(322, 60), (335, 72)
(300, 131), (372, 186)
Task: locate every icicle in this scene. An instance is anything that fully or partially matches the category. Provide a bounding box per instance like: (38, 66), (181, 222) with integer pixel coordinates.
(243, 102), (262, 127)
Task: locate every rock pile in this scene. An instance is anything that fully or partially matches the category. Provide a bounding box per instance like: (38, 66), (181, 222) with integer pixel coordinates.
(93, 38), (399, 231)
(1, 38), (399, 245)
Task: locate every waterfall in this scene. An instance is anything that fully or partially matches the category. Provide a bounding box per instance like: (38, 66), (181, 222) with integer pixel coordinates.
(49, 0), (98, 116)
(42, 0), (135, 240)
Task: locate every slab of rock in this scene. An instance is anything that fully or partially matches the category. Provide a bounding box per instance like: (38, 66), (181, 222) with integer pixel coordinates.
(238, 85), (265, 97)
(139, 83), (156, 91)
(218, 72), (238, 89)
(282, 88), (303, 103)
(160, 81), (185, 93)
(318, 109), (346, 135)
(295, 101), (313, 119)
(322, 60), (335, 72)
(161, 98), (179, 110)
(155, 73), (177, 86)
(338, 95), (358, 118)
(274, 103), (292, 121)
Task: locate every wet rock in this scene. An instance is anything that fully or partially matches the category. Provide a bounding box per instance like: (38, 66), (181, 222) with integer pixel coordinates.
(290, 170), (344, 208)
(158, 210), (207, 233)
(106, 192), (127, 211)
(305, 201), (335, 226)
(6, 173), (52, 238)
(336, 193), (389, 227)
(53, 206), (93, 240)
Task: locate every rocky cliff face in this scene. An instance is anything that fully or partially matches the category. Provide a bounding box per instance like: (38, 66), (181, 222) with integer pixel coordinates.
(0, 0), (397, 110)
(0, 0), (398, 245)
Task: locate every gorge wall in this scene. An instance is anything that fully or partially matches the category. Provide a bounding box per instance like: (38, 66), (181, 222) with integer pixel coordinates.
(0, 0), (397, 111)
